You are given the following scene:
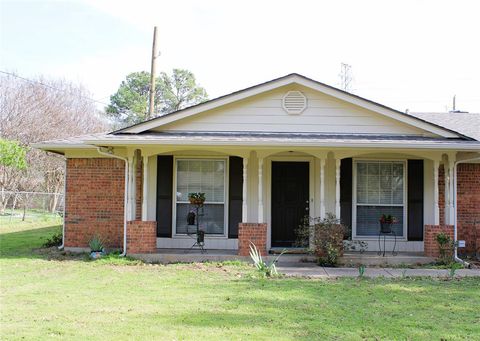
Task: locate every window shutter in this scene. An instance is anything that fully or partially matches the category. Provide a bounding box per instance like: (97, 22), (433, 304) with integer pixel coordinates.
(340, 158), (353, 232)
(156, 155), (173, 237)
(408, 160), (424, 241)
(228, 156), (243, 238)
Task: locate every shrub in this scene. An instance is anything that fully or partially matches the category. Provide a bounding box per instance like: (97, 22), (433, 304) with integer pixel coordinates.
(436, 232), (454, 265)
(88, 235), (104, 252)
(295, 213), (347, 266)
(314, 214), (347, 266)
(42, 231), (63, 248)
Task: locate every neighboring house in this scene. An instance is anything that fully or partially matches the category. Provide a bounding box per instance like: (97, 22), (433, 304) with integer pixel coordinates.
(35, 74), (480, 258)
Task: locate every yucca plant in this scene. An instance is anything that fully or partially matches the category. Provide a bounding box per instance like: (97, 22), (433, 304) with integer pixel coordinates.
(88, 235), (104, 252)
(249, 242), (285, 277)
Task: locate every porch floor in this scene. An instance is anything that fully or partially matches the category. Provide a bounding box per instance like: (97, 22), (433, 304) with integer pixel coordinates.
(131, 249), (435, 266)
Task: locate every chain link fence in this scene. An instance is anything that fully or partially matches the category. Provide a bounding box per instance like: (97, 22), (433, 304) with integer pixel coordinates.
(0, 191), (64, 223)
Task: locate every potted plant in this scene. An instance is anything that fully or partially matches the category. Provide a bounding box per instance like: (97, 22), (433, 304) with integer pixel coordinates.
(89, 235), (105, 259)
(379, 214), (398, 233)
(188, 192), (206, 206)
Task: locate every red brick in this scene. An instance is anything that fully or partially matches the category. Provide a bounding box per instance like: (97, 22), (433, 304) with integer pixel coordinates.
(127, 221), (156, 254)
(238, 223), (267, 256)
(424, 225), (454, 257)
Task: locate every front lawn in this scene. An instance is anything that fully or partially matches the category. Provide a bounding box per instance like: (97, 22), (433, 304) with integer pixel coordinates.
(1, 218), (479, 340)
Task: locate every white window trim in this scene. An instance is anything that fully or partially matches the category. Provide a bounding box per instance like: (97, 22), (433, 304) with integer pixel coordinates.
(352, 159), (408, 240)
(172, 156), (229, 238)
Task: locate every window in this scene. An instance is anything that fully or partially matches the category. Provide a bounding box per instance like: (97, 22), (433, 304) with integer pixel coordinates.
(175, 159), (226, 235)
(355, 161), (405, 237)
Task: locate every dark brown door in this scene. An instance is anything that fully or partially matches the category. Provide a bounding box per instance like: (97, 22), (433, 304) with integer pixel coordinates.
(271, 162), (309, 247)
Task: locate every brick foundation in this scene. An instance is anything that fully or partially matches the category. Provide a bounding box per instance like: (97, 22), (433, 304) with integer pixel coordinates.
(424, 225), (454, 257)
(65, 158), (125, 248)
(126, 221), (157, 254)
(238, 223), (267, 256)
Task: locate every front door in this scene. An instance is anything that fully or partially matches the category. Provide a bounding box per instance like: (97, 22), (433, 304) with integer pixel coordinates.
(271, 161), (309, 247)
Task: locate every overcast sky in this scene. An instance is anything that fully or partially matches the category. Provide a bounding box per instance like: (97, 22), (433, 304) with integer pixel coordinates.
(1, 0), (479, 113)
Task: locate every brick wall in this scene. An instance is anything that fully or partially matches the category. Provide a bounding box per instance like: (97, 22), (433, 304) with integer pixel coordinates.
(238, 223), (267, 256)
(424, 225), (454, 257)
(457, 163), (480, 255)
(65, 158), (125, 248)
(127, 221), (156, 254)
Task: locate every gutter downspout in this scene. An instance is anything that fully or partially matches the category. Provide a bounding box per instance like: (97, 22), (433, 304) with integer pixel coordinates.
(58, 158), (67, 250)
(453, 156), (480, 268)
(96, 147), (129, 257)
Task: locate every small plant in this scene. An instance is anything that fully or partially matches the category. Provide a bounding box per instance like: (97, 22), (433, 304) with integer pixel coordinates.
(314, 213), (346, 267)
(448, 263), (458, 279)
(42, 231), (63, 248)
(436, 232), (455, 265)
(249, 242), (285, 277)
(188, 192), (206, 205)
(358, 264), (366, 278)
(379, 214), (398, 233)
(379, 214), (398, 224)
(401, 269), (408, 279)
(88, 235), (104, 252)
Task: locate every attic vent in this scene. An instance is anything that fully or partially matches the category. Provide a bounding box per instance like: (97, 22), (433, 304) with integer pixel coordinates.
(282, 91), (307, 114)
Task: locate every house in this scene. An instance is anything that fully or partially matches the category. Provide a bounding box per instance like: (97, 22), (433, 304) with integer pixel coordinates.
(35, 73), (480, 259)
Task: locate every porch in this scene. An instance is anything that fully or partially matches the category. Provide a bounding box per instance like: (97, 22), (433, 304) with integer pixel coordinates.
(123, 144), (460, 257)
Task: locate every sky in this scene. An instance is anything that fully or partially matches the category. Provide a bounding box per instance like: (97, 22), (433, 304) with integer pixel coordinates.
(1, 0), (480, 113)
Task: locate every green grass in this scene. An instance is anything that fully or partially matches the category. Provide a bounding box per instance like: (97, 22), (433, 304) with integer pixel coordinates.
(1, 217), (480, 340)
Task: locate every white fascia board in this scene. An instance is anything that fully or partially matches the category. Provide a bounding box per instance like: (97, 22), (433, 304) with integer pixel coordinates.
(119, 74), (461, 139)
(82, 139), (480, 151)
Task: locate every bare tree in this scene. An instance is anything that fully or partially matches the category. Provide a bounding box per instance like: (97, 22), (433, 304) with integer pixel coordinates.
(0, 72), (108, 212)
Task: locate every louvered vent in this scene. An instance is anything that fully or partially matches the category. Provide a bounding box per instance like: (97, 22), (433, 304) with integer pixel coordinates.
(282, 91), (307, 114)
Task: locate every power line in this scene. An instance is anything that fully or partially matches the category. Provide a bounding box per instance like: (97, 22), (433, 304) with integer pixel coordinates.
(0, 70), (110, 107)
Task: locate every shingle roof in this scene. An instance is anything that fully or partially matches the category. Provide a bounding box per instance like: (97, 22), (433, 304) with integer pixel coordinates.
(410, 112), (480, 141)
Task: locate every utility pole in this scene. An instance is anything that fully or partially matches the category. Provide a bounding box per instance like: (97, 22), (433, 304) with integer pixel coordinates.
(148, 26), (158, 119)
(339, 62), (353, 92)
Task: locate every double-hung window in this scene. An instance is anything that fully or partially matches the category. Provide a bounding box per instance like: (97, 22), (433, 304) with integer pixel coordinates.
(354, 160), (405, 237)
(175, 159), (226, 235)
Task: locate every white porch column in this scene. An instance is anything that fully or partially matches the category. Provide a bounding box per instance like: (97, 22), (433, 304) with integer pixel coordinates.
(335, 158), (341, 219)
(320, 158), (326, 219)
(258, 157), (264, 223)
(433, 160), (440, 225)
(242, 157), (248, 222)
(127, 154), (135, 221)
(447, 157), (455, 225)
(141, 154), (149, 221)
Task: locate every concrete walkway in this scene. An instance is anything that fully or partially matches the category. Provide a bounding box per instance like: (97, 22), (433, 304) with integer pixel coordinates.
(277, 264), (480, 278)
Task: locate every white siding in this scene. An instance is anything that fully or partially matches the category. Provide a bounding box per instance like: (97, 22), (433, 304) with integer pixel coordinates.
(153, 85), (431, 136)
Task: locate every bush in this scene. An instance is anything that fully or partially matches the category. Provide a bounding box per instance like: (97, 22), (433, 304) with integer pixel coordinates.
(88, 235), (105, 252)
(436, 232), (455, 265)
(42, 231), (62, 248)
(295, 213), (347, 266)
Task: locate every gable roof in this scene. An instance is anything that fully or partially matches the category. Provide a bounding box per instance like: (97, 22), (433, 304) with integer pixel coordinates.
(113, 73), (470, 140)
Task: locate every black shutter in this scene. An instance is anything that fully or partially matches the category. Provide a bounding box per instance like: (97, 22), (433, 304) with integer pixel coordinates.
(408, 160), (424, 241)
(228, 156), (243, 238)
(340, 158), (353, 233)
(156, 155), (173, 237)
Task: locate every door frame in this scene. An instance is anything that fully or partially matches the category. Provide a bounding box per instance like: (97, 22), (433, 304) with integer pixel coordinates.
(266, 156), (315, 250)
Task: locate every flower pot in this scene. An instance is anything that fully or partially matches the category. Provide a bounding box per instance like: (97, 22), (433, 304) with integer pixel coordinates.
(380, 223), (392, 233)
(89, 250), (105, 259)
